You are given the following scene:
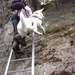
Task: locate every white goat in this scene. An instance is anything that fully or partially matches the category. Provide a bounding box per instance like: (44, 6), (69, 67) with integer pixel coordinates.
(17, 9), (45, 38)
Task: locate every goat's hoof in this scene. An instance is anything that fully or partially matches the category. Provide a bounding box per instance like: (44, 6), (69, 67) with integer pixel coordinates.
(43, 32), (45, 35)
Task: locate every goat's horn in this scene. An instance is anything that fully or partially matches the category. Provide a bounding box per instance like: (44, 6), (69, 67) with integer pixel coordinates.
(40, 8), (44, 12)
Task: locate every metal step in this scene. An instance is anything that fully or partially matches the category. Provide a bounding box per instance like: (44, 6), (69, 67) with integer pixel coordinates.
(7, 68), (31, 74)
(11, 57), (32, 62)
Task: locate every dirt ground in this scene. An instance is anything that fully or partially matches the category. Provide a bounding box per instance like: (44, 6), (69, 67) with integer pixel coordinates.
(34, 2), (75, 75)
(1, 2), (75, 75)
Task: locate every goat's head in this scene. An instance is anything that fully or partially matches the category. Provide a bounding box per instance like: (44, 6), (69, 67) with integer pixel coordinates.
(32, 8), (44, 19)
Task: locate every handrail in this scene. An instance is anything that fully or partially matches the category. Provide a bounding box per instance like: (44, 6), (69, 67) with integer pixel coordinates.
(32, 32), (35, 75)
(4, 49), (13, 75)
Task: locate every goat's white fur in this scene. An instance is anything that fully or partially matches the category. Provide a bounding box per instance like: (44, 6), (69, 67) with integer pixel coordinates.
(17, 9), (45, 38)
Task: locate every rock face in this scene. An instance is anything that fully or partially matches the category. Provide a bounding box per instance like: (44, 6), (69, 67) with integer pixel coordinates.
(1, 2), (75, 75)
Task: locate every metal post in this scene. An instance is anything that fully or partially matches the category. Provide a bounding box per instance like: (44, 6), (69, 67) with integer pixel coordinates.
(32, 32), (35, 75)
(4, 49), (13, 75)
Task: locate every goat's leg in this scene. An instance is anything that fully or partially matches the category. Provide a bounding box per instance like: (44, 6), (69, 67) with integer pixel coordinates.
(33, 28), (43, 35)
(38, 24), (45, 35)
(41, 26), (45, 35)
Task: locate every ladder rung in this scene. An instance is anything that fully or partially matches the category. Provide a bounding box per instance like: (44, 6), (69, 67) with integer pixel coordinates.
(7, 68), (31, 74)
(11, 57), (32, 62)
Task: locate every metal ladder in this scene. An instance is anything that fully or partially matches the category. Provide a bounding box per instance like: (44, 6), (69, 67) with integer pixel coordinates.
(4, 33), (35, 75)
